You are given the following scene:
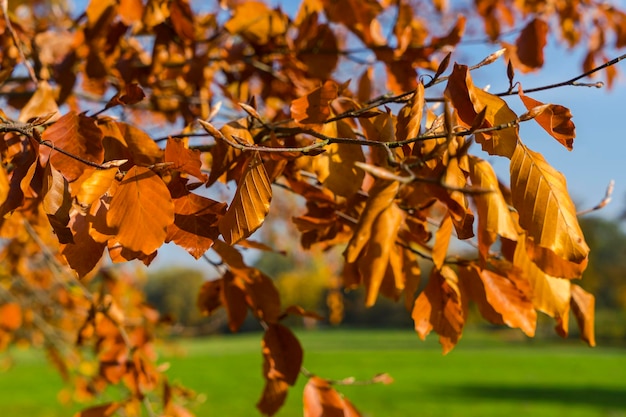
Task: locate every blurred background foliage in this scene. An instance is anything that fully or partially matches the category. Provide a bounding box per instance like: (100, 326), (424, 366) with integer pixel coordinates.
(144, 215), (626, 343)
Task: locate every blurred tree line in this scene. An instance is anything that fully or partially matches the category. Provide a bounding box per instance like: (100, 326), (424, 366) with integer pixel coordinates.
(144, 216), (626, 342)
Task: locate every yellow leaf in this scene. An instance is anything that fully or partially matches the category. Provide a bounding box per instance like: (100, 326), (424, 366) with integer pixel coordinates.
(18, 80), (59, 123)
(76, 169), (118, 207)
(290, 81), (338, 124)
(510, 143), (589, 277)
(513, 237), (571, 319)
(344, 179), (399, 263)
(219, 152), (272, 245)
(468, 156), (518, 259)
(225, 1), (287, 45)
(395, 83), (425, 142)
(432, 214), (453, 270)
(107, 166), (175, 254)
(313, 121), (365, 197)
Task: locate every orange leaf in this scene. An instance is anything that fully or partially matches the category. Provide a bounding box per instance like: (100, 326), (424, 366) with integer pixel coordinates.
(257, 378), (289, 416)
(412, 266), (465, 354)
(303, 376), (361, 417)
(165, 138), (208, 182)
(321, 0), (384, 46)
(100, 119), (163, 167)
(41, 112), (104, 182)
(118, 0), (144, 24)
(105, 83), (145, 109)
(518, 86), (575, 150)
(197, 278), (223, 316)
(445, 64), (518, 158)
(218, 152), (272, 245)
(76, 168), (118, 207)
(0, 303), (22, 331)
(107, 166), (175, 255)
(290, 81), (338, 124)
(570, 284), (596, 347)
(166, 179), (226, 259)
(262, 323), (303, 385)
(170, 0), (195, 42)
(243, 270), (282, 323)
(462, 266), (536, 337)
(18, 80), (59, 123)
(395, 83), (425, 143)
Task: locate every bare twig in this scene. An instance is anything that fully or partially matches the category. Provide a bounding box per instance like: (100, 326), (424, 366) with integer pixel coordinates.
(577, 179), (615, 216)
(1, 0), (38, 84)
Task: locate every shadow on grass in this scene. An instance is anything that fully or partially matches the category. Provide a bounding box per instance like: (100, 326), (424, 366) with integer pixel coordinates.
(434, 384), (626, 409)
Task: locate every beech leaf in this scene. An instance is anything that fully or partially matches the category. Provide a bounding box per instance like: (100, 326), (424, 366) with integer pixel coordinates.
(165, 138), (208, 182)
(303, 376), (362, 417)
(107, 166), (175, 255)
(290, 81), (338, 124)
(262, 323), (303, 385)
(219, 152), (272, 245)
(570, 284), (596, 347)
(510, 143), (589, 275)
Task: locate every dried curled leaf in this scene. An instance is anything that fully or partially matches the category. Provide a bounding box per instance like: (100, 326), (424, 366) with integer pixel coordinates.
(570, 284), (596, 347)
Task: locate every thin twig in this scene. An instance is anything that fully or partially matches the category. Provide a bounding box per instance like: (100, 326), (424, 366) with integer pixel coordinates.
(577, 179), (615, 216)
(1, 0), (38, 84)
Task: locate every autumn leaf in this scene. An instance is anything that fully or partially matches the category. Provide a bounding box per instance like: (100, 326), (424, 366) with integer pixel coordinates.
(166, 179), (226, 259)
(461, 266), (536, 337)
(197, 278), (223, 316)
(570, 284), (596, 347)
(219, 152), (272, 245)
(42, 161), (73, 243)
(510, 143), (589, 277)
(518, 86), (575, 150)
(321, 0), (385, 46)
(290, 81), (338, 124)
(107, 166), (175, 255)
(303, 376), (362, 417)
(257, 378), (289, 416)
(0, 303), (22, 331)
(222, 271), (249, 332)
(412, 266), (465, 354)
(165, 138), (208, 182)
(509, 18), (549, 72)
(395, 83), (425, 143)
(224, 1), (287, 45)
(18, 80), (59, 123)
(73, 402), (120, 417)
(61, 212), (107, 278)
(468, 156), (518, 260)
(262, 323), (303, 385)
(99, 119), (163, 167)
(243, 270), (282, 323)
(41, 112), (104, 182)
(445, 64), (518, 158)
(432, 213), (453, 270)
(76, 168), (118, 207)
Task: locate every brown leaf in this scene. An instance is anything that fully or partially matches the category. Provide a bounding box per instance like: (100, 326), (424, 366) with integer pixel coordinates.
(290, 81), (338, 124)
(165, 138), (208, 182)
(40, 112), (104, 182)
(73, 402), (120, 417)
(243, 270), (282, 323)
(105, 83), (145, 109)
(257, 378), (289, 416)
(99, 119), (163, 167)
(222, 271), (249, 332)
(445, 64), (518, 158)
(107, 166), (175, 255)
(518, 86), (575, 150)
(510, 143), (589, 276)
(42, 161), (73, 243)
(197, 278), (223, 316)
(219, 152), (272, 245)
(514, 18), (548, 71)
(570, 284), (595, 347)
(76, 168), (118, 207)
(262, 323), (303, 385)
(170, 0), (195, 42)
(166, 179), (226, 259)
(61, 212), (107, 278)
(412, 266), (465, 354)
(321, 0), (384, 46)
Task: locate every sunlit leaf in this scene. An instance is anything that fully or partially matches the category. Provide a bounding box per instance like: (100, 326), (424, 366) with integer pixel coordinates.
(107, 166), (175, 255)
(0, 303), (22, 331)
(42, 161), (73, 243)
(257, 378), (289, 416)
(219, 152), (272, 245)
(518, 86), (575, 150)
(303, 376), (348, 417)
(165, 138), (208, 182)
(291, 81), (338, 124)
(510, 143), (589, 277)
(76, 169), (118, 207)
(395, 83), (425, 142)
(321, 0), (384, 46)
(18, 80), (59, 123)
(432, 213), (453, 270)
(225, 1), (287, 45)
(445, 64), (518, 158)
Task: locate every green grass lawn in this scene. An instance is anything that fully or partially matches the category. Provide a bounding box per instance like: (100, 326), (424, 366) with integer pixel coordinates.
(1, 329), (625, 417)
